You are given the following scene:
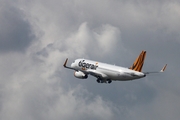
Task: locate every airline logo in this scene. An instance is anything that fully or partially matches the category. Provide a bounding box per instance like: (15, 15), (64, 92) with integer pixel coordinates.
(129, 51), (146, 72)
(78, 60), (98, 70)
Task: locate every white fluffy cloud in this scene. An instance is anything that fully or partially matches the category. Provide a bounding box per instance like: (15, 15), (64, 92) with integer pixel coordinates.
(0, 1), (121, 119)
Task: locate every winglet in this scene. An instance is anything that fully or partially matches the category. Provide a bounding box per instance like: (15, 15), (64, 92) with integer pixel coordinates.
(160, 64), (167, 72)
(63, 58), (68, 68)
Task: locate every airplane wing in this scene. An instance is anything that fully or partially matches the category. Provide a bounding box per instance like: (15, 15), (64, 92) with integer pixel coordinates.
(143, 64), (167, 74)
(63, 58), (107, 79)
(63, 58), (75, 70)
(86, 69), (109, 83)
(86, 69), (108, 79)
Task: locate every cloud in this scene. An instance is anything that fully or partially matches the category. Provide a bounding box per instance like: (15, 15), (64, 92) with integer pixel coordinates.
(64, 22), (123, 59)
(0, 0), (180, 120)
(0, 2), (121, 119)
(0, 51), (117, 120)
(0, 2), (35, 53)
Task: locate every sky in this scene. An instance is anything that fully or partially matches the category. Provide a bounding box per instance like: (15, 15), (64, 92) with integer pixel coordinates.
(0, 0), (180, 120)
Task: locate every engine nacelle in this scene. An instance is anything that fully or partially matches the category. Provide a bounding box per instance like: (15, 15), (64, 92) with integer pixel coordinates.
(74, 71), (88, 79)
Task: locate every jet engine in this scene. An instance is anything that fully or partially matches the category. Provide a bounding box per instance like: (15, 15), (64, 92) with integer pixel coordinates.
(74, 71), (88, 79)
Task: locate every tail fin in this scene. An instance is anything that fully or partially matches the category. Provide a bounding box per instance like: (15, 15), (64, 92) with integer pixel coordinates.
(129, 50), (146, 72)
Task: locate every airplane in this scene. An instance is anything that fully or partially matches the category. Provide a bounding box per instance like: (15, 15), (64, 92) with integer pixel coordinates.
(63, 50), (167, 83)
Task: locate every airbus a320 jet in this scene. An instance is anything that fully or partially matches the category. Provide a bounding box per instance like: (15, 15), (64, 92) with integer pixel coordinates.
(63, 51), (167, 83)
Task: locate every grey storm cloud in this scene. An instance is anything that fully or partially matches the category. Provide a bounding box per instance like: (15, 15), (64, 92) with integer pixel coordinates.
(0, 3), (34, 52)
(0, 0), (180, 120)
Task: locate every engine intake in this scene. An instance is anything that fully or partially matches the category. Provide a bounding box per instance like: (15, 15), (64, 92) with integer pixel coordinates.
(74, 71), (88, 79)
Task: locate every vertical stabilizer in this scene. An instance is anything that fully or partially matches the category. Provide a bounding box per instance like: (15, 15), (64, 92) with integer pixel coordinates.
(129, 51), (146, 72)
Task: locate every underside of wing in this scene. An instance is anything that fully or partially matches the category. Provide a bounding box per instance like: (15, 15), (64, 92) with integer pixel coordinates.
(86, 70), (108, 79)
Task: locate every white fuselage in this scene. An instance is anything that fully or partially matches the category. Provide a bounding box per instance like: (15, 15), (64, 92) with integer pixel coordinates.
(71, 59), (146, 81)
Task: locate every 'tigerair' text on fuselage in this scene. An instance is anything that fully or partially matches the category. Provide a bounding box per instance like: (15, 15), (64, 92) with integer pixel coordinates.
(78, 60), (98, 70)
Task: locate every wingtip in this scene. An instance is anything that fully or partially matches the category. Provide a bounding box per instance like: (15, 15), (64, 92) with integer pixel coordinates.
(160, 64), (167, 72)
(63, 58), (68, 67)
